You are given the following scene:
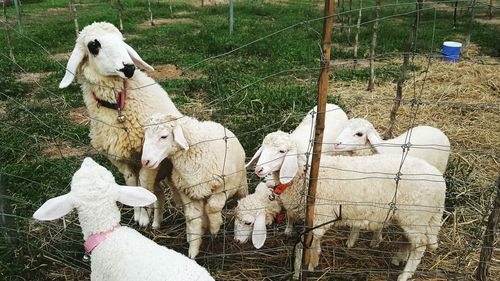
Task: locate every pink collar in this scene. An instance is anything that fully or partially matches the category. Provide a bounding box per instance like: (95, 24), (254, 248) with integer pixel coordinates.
(84, 224), (121, 253)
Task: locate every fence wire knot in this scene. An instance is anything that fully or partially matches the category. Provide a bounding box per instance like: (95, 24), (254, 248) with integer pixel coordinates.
(410, 98), (423, 106)
(394, 171), (403, 182)
(388, 202), (398, 212)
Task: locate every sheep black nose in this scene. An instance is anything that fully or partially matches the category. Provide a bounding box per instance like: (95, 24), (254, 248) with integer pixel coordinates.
(120, 64), (135, 78)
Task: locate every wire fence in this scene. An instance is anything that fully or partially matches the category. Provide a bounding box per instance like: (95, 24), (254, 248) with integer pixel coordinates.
(1, 0), (499, 280)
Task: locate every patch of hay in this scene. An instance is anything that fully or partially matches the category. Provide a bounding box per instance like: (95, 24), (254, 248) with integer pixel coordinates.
(331, 58), (500, 183)
(475, 17), (500, 26)
(67, 106), (89, 126)
(16, 72), (53, 84)
(45, 8), (67, 15)
(148, 64), (208, 81)
(41, 140), (94, 160)
(178, 91), (214, 119)
(137, 18), (199, 29)
(50, 52), (71, 62)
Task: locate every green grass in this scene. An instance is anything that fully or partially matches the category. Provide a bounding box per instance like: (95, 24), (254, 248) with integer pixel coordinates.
(0, 0), (498, 279)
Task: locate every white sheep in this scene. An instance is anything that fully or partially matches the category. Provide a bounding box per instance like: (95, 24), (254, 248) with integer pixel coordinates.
(246, 104), (347, 237)
(33, 157), (214, 281)
(333, 118), (451, 173)
(248, 103), (348, 173)
(58, 22), (182, 229)
(249, 131), (446, 281)
(233, 182), (282, 249)
(141, 113), (248, 259)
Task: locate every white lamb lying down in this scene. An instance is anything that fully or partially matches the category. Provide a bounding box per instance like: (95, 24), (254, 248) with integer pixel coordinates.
(249, 131), (446, 281)
(33, 158), (214, 281)
(142, 113), (248, 259)
(233, 182), (282, 249)
(333, 118), (451, 173)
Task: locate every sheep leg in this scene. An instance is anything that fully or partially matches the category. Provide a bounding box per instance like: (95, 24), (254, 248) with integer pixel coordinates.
(396, 243), (426, 281)
(178, 191), (205, 259)
(308, 227), (327, 271)
(205, 189), (227, 235)
(109, 159), (141, 222)
(293, 242), (303, 280)
(285, 212), (295, 236)
(347, 226), (360, 248)
(138, 167), (162, 228)
(370, 228), (383, 248)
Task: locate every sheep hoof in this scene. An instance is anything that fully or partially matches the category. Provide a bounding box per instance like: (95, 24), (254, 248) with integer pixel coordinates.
(284, 227), (293, 236)
(137, 207), (150, 227)
(346, 240), (354, 248)
(391, 257), (402, 266)
(152, 221), (160, 230)
(370, 240), (381, 248)
(397, 273), (411, 281)
(209, 225), (221, 235)
(188, 247), (199, 259)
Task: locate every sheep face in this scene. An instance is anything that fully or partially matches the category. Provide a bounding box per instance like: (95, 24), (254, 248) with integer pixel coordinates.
(33, 158), (157, 232)
(248, 131), (299, 184)
(142, 114), (189, 169)
(59, 22), (154, 88)
(333, 118), (380, 152)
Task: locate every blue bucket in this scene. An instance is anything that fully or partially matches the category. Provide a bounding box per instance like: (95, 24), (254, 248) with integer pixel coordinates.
(441, 41), (462, 62)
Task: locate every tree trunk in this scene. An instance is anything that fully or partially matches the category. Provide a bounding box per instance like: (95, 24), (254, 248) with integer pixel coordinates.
(383, 2), (420, 139)
(13, 0), (22, 33)
(367, 0), (381, 91)
(353, 0), (362, 67)
(488, 0), (493, 19)
(475, 178), (500, 281)
(465, 0), (476, 48)
(114, 0), (124, 31)
(347, 0), (353, 45)
(148, 0), (154, 26)
(68, 0), (79, 37)
(2, 0), (15, 63)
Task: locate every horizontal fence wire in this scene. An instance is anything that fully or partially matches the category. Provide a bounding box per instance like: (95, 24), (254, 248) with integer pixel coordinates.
(1, 0), (498, 280)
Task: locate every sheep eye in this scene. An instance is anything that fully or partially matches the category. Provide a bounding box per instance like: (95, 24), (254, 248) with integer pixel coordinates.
(355, 132), (363, 137)
(87, 39), (101, 55)
(244, 221), (252, 225)
(160, 135), (168, 139)
(279, 150), (286, 154)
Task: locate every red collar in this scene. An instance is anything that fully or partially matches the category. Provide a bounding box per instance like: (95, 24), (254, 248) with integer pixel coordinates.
(91, 80), (127, 111)
(84, 224), (121, 253)
(273, 182), (291, 195)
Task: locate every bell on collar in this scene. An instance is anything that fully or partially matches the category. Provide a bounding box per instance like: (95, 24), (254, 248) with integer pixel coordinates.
(82, 253), (91, 263)
(117, 114), (126, 123)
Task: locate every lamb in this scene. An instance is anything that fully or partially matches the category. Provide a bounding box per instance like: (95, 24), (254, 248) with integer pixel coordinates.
(249, 131), (446, 281)
(333, 118), (450, 173)
(58, 22), (182, 229)
(247, 103), (348, 172)
(246, 104), (346, 235)
(141, 113), (248, 259)
(33, 157), (214, 281)
(233, 182), (282, 249)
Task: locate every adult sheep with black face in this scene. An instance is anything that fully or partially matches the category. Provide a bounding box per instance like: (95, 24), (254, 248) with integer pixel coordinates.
(59, 22), (182, 229)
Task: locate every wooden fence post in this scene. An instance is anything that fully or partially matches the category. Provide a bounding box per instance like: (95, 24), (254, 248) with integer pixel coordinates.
(301, 0), (335, 278)
(2, 0), (15, 63)
(353, 0), (362, 67)
(229, 0), (234, 35)
(475, 177), (500, 281)
(148, 0), (154, 26)
(367, 0), (381, 91)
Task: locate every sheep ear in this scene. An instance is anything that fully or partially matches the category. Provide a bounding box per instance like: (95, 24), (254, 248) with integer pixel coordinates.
(280, 147), (298, 184)
(59, 45), (85, 88)
(246, 146), (263, 168)
(124, 42), (154, 72)
(366, 129), (382, 153)
(173, 125), (189, 150)
(117, 186), (157, 207)
(252, 211), (267, 249)
(33, 194), (74, 221)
